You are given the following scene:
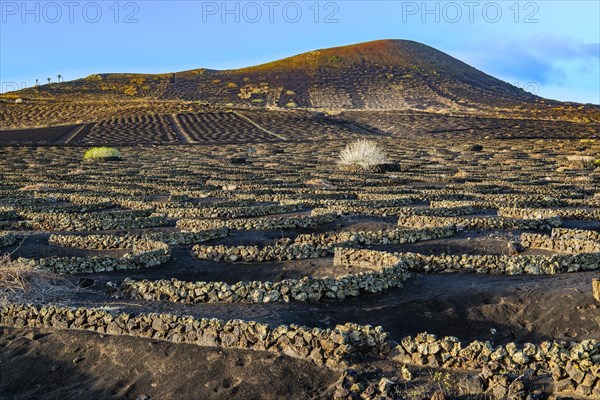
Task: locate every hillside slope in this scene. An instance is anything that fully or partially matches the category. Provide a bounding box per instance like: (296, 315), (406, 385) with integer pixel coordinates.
(6, 40), (549, 111)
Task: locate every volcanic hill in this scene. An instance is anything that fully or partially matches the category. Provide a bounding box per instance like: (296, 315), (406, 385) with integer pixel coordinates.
(6, 39), (548, 111)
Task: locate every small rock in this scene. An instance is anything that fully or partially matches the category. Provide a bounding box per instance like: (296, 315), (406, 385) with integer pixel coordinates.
(480, 365), (494, 380)
(401, 365), (412, 381)
(507, 241), (521, 255)
(72, 356), (84, 364)
(511, 350), (528, 365)
(378, 377), (394, 394)
(459, 375), (484, 394)
(430, 390), (445, 400)
(565, 362), (585, 383)
(554, 378), (575, 392)
(342, 368), (359, 383)
(593, 279), (600, 302)
(349, 383), (363, 393)
(575, 385), (592, 397)
(490, 383), (508, 399)
(333, 388), (349, 399)
(362, 384), (376, 397)
(507, 378), (526, 399)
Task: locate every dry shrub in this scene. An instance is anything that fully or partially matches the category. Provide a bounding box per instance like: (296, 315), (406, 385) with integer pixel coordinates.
(19, 183), (54, 191)
(0, 254), (68, 304)
(566, 155), (595, 162)
(565, 154), (597, 169)
(338, 140), (389, 169)
(453, 170), (469, 178)
(304, 178), (335, 189)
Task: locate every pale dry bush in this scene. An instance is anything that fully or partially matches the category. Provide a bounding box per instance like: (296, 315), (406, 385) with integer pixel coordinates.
(304, 178), (335, 189)
(0, 254), (68, 304)
(566, 155), (595, 162)
(338, 140), (389, 168)
(453, 170), (469, 178)
(565, 155), (599, 168)
(19, 183), (54, 191)
(574, 175), (592, 182)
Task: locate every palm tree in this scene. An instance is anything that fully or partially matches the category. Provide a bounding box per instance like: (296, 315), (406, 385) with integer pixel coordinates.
(35, 79), (39, 86)
(57, 74), (62, 82)
(47, 77), (51, 84)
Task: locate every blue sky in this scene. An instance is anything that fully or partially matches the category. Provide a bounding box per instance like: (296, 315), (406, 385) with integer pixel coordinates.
(1, 0), (599, 103)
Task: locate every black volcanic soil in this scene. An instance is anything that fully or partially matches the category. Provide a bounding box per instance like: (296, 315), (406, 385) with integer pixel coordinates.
(1, 268), (597, 400)
(1, 107), (598, 145)
(2, 137), (600, 399)
(0, 125), (75, 144)
(1, 270), (597, 399)
(6, 221), (600, 348)
(0, 326), (335, 400)
(6, 234), (129, 259)
(67, 268), (600, 347)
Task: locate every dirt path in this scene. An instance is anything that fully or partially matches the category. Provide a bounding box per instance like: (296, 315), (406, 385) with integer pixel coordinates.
(234, 112), (288, 141)
(166, 114), (193, 144)
(54, 123), (95, 144)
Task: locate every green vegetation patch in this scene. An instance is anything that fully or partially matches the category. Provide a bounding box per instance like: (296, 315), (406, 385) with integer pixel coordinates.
(85, 74), (103, 82)
(83, 147), (122, 160)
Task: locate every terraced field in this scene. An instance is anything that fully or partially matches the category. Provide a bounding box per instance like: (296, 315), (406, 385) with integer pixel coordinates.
(1, 135), (600, 399)
(82, 114), (179, 144)
(340, 111), (600, 139)
(0, 100), (212, 130)
(240, 110), (371, 141)
(3, 107), (597, 147)
(0, 125), (78, 145)
(175, 112), (279, 143)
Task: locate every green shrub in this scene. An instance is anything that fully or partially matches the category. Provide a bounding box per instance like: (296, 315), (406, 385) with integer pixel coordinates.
(83, 147), (121, 160)
(85, 74), (102, 82)
(328, 56), (342, 65)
